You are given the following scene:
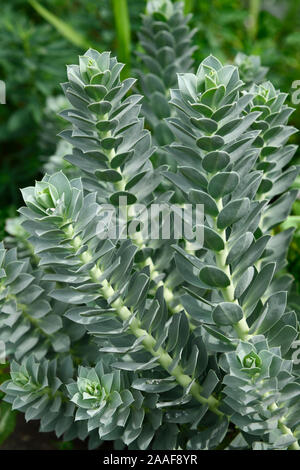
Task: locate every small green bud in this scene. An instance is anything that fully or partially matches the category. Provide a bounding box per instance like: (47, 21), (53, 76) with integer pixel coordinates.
(244, 352), (261, 368)
(36, 188), (54, 210)
(35, 182), (56, 210)
(241, 351), (262, 377)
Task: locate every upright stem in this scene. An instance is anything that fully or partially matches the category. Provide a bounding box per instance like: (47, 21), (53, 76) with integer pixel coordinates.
(213, 200), (250, 340)
(269, 403), (300, 450)
(111, 0), (131, 77)
(248, 0), (260, 41)
(98, 127), (193, 327)
(184, 0), (194, 14)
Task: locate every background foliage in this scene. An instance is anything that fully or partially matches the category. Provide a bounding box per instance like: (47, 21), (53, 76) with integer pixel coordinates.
(1, 0), (299, 205)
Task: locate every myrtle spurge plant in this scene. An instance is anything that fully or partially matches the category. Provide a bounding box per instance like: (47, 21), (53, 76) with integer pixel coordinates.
(1, 0), (300, 451)
(136, 0), (196, 150)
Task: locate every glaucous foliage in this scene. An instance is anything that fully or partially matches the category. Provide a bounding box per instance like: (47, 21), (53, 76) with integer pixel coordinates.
(1, 0), (299, 451)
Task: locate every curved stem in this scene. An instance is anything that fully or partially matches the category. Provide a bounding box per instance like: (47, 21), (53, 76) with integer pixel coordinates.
(93, 270), (223, 415)
(98, 126), (194, 331)
(248, 0), (260, 41)
(269, 403), (300, 450)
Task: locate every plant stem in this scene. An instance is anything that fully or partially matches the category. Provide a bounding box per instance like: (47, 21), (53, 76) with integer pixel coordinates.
(111, 0), (131, 76)
(184, 0), (194, 14)
(248, 0), (260, 41)
(28, 0), (91, 49)
(269, 403), (300, 450)
(214, 200), (250, 340)
(92, 266), (223, 415)
(99, 128), (193, 327)
(210, 200), (299, 448)
(15, 300), (51, 342)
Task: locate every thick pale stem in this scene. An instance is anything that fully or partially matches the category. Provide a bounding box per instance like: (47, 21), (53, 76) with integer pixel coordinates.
(269, 403), (300, 450)
(71, 240), (223, 416)
(99, 127), (194, 330)
(89, 263), (222, 415)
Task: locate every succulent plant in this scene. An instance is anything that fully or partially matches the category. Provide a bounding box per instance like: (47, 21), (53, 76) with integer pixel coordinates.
(1, 1), (299, 451)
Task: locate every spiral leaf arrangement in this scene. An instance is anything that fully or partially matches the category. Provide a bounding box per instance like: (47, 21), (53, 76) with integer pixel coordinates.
(136, 0), (197, 149)
(1, 0), (299, 451)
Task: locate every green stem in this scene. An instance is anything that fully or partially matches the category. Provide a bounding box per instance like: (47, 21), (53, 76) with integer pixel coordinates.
(111, 0), (131, 76)
(68, 231), (223, 416)
(28, 0), (91, 49)
(269, 403), (300, 450)
(92, 266), (223, 415)
(248, 0), (260, 41)
(98, 129), (193, 327)
(214, 200), (250, 340)
(15, 300), (52, 343)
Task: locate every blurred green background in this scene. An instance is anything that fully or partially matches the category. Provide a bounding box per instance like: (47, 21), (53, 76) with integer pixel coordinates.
(0, 0), (300, 445)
